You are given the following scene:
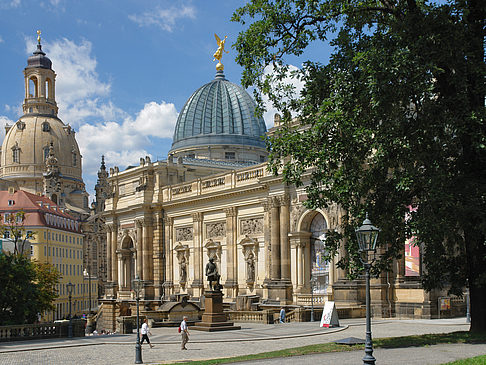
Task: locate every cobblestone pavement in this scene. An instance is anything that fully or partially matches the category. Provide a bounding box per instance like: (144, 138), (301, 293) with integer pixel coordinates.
(0, 318), (473, 365)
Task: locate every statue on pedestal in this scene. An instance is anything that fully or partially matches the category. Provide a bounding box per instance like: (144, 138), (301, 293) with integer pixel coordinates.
(205, 257), (221, 291)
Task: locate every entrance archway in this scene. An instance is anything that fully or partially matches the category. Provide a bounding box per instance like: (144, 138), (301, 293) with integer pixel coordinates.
(120, 235), (135, 291)
(310, 214), (329, 294)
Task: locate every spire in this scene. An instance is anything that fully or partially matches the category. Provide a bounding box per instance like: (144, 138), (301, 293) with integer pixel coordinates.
(94, 155), (110, 214)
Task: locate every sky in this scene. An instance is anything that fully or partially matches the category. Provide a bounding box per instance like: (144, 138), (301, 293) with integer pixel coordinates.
(0, 0), (332, 201)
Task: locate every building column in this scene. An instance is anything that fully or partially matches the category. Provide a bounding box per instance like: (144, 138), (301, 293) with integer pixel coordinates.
(153, 212), (163, 299)
(111, 219), (118, 286)
(142, 216), (153, 282)
(224, 207), (238, 297)
(279, 194), (290, 281)
(163, 216), (174, 296)
(106, 224), (113, 283)
(270, 196), (281, 281)
(191, 212), (204, 296)
(135, 219), (143, 280)
(262, 199), (271, 281)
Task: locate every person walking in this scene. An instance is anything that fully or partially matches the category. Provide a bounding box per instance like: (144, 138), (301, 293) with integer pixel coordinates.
(180, 316), (189, 350)
(279, 307), (286, 323)
(141, 319), (154, 348)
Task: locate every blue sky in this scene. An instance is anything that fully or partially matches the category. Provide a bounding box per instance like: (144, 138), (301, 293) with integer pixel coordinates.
(0, 0), (332, 201)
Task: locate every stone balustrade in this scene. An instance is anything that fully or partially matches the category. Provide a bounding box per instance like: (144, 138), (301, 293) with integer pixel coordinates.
(0, 320), (86, 342)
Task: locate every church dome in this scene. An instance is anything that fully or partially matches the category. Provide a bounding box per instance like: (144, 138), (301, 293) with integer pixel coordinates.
(27, 44), (52, 70)
(169, 70), (267, 162)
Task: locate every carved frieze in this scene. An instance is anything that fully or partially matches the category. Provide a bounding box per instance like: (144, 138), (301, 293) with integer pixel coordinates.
(175, 227), (193, 241)
(224, 207), (237, 217)
(206, 222), (226, 238)
(240, 218), (263, 235)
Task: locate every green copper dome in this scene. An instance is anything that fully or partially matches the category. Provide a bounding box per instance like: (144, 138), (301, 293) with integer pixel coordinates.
(170, 70), (267, 154)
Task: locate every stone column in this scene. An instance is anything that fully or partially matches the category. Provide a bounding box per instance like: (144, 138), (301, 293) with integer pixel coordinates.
(135, 219), (143, 280)
(270, 196), (281, 281)
(111, 219), (118, 285)
(153, 212), (163, 299)
(142, 216), (153, 282)
(279, 194), (290, 281)
(224, 207), (238, 297)
(163, 216), (174, 295)
(106, 224), (113, 283)
(192, 212), (204, 296)
(262, 199), (271, 280)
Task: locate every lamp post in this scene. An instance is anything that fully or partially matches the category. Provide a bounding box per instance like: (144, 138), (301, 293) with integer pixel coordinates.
(355, 214), (380, 365)
(84, 267), (93, 334)
(310, 277), (317, 322)
(133, 275), (143, 364)
(66, 282), (75, 338)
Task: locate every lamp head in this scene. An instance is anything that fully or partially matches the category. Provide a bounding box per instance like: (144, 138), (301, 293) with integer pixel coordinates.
(355, 214), (380, 253)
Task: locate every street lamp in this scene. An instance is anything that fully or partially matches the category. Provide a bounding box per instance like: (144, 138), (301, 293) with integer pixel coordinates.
(84, 267), (93, 334)
(355, 214), (380, 365)
(132, 275), (143, 364)
(66, 282), (75, 338)
(310, 276), (317, 322)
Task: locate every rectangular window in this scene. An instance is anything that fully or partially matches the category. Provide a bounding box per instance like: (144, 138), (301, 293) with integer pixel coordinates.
(4, 231), (10, 239)
(26, 231), (33, 239)
(225, 152), (236, 160)
(8, 200), (14, 206)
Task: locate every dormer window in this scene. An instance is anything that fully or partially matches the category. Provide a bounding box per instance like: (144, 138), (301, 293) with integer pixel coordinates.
(16, 121), (25, 130)
(72, 150), (77, 167)
(42, 122), (50, 132)
(8, 200), (14, 206)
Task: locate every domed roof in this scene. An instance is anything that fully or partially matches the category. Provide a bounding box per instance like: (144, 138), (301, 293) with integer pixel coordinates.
(170, 70), (267, 153)
(27, 44), (52, 70)
(1, 115), (83, 182)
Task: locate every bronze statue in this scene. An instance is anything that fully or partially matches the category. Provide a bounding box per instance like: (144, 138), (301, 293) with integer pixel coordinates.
(205, 257), (221, 291)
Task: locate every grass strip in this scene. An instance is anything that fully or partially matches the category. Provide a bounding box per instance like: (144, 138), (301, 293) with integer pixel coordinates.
(162, 331), (486, 365)
(442, 355), (486, 365)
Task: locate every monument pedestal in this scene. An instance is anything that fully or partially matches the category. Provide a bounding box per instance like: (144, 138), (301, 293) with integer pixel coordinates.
(192, 291), (241, 332)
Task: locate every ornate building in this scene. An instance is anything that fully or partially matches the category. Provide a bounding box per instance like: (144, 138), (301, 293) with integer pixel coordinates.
(96, 42), (463, 331)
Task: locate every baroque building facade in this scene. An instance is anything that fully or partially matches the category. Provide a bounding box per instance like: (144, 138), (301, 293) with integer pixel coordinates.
(99, 59), (456, 331)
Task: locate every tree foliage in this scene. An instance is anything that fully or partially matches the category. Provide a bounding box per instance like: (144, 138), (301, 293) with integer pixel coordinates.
(233, 0), (486, 331)
(0, 254), (59, 325)
(0, 210), (33, 255)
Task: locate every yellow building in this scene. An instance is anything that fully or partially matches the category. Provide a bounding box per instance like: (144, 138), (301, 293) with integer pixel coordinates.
(0, 189), (96, 321)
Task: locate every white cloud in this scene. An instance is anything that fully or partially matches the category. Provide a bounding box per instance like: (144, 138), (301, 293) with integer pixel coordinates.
(261, 64), (305, 128)
(0, 36), (4, 43)
(130, 101), (178, 138)
(0, 116), (14, 141)
(50, 0), (61, 5)
(129, 4), (196, 32)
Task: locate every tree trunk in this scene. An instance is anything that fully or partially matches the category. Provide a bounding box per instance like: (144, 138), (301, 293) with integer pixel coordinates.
(469, 283), (486, 333)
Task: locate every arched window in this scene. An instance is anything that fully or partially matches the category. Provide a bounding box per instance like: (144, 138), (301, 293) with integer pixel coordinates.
(72, 150), (77, 166)
(12, 144), (20, 163)
(45, 78), (52, 99)
(51, 194), (58, 204)
(43, 146), (50, 161)
(310, 213), (329, 294)
(29, 76), (38, 98)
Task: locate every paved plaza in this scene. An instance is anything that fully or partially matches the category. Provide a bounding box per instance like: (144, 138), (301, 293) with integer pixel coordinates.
(0, 318), (483, 365)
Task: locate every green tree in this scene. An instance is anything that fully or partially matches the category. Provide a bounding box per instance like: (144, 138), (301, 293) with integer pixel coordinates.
(0, 254), (59, 325)
(0, 210), (32, 255)
(232, 0), (486, 331)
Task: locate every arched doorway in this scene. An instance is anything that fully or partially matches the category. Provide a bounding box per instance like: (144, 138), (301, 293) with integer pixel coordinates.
(310, 214), (329, 294)
(120, 236), (135, 291)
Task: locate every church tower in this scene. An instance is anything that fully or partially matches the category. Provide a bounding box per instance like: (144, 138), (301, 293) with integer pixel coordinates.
(0, 31), (89, 216)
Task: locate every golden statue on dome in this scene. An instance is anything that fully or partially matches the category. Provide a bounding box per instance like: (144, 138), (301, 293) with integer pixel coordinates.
(37, 30), (41, 44)
(213, 34), (228, 71)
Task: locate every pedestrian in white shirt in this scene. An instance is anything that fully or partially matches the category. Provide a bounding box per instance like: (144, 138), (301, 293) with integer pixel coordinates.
(141, 319), (154, 348)
(180, 316), (189, 350)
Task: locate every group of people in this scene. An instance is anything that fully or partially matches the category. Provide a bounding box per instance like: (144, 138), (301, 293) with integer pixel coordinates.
(139, 316), (190, 350)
